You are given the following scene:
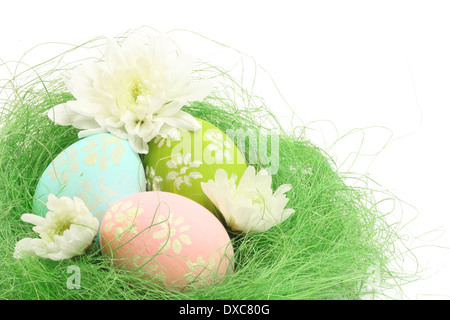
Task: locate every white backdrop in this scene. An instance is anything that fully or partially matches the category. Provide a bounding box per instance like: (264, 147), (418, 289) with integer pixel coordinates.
(1, 0), (449, 299)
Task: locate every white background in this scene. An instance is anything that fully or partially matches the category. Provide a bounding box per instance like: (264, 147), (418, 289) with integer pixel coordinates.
(1, 0), (449, 299)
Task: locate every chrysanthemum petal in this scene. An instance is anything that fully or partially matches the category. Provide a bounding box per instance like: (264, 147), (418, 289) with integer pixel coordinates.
(20, 213), (45, 226)
(47, 36), (211, 154)
(159, 111), (201, 131)
(201, 166), (294, 233)
(47, 103), (79, 126)
(13, 238), (44, 259)
(131, 135), (150, 154)
(14, 194), (98, 261)
(273, 184), (292, 197)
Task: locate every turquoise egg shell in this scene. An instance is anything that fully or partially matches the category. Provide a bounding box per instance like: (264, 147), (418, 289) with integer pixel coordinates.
(33, 133), (146, 225)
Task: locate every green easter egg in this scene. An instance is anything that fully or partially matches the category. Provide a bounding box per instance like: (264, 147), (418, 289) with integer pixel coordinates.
(143, 118), (248, 220)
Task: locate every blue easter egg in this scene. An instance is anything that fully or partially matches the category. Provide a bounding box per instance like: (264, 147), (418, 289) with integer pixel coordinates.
(33, 133), (146, 225)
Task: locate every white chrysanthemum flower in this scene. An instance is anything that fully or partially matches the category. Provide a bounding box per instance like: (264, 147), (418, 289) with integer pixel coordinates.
(13, 194), (99, 261)
(47, 35), (212, 153)
(201, 166), (295, 233)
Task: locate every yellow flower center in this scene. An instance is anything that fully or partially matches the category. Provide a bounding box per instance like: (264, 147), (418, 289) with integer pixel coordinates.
(43, 212), (75, 242)
(116, 78), (147, 114)
(129, 79), (143, 102)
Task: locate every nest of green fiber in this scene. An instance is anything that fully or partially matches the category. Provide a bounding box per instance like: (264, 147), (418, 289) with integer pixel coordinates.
(0, 37), (411, 300)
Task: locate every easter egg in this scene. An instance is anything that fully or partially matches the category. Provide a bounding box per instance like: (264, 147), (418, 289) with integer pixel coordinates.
(143, 119), (247, 220)
(33, 133), (146, 224)
(99, 191), (234, 289)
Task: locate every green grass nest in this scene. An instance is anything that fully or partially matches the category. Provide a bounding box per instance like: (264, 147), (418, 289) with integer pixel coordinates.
(0, 32), (413, 300)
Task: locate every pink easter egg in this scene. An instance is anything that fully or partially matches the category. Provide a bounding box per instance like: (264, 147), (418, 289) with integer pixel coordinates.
(100, 191), (234, 289)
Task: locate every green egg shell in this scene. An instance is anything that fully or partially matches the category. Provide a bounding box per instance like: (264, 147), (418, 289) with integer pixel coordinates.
(143, 119), (248, 220)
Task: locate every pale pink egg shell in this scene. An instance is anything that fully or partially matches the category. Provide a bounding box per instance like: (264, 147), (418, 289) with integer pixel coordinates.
(100, 191), (234, 289)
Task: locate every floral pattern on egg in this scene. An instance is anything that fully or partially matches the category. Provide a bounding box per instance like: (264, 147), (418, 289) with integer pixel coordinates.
(144, 118), (248, 218)
(100, 191), (234, 289)
(152, 214), (192, 254)
(204, 130), (233, 163)
(102, 200), (144, 240)
(165, 153), (203, 190)
(33, 133), (146, 225)
(183, 255), (217, 285)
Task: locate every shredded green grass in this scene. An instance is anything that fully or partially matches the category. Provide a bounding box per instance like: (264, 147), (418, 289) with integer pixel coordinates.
(0, 31), (416, 300)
